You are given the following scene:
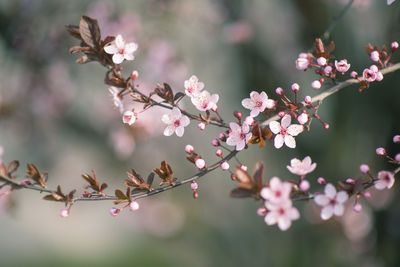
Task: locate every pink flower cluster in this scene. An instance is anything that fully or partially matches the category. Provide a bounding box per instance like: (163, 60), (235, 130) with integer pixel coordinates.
(184, 75), (219, 112)
(362, 65), (383, 82)
(269, 114), (303, 149)
(314, 184), (348, 220)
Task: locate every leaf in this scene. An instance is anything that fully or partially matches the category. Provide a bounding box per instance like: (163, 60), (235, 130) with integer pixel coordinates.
(315, 38), (325, 54)
(153, 160), (174, 185)
(115, 189), (128, 200)
(230, 188), (253, 198)
(79, 16), (101, 49)
(7, 160), (19, 175)
(76, 55), (93, 64)
(146, 173), (154, 186)
(25, 163), (46, 188)
(358, 80), (369, 93)
(252, 161), (264, 189)
(125, 169), (153, 191)
(65, 24), (81, 39)
(69, 46), (94, 55)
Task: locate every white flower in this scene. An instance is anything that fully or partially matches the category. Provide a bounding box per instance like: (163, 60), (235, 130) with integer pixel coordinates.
(334, 59), (351, 73)
(374, 170), (395, 190)
(184, 75), (204, 97)
(388, 0), (396, 5)
(122, 110), (136, 126)
(264, 199), (300, 231)
(109, 86), (123, 113)
(314, 183), (348, 220)
(191, 90), (219, 112)
(104, 35), (138, 64)
(287, 156), (317, 176)
(269, 115), (303, 149)
(161, 107), (190, 137)
(226, 122), (252, 151)
(241, 91), (275, 117)
(260, 177), (292, 204)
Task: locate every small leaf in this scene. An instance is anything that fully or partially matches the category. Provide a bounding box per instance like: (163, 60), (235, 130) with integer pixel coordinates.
(115, 189), (128, 200)
(252, 161), (264, 189)
(65, 24), (81, 39)
(230, 188), (253, 198)
(79, 16), (101, 49)
(69, 46), (93, 55)
(7, 160), (19, 175)
(25, 163), (46, 188)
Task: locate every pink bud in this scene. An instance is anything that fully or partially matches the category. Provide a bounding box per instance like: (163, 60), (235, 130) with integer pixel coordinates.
(375, 72), (383, 82)
(393, 135), (400, 143)
(291, 83), (300, 93)
(395, 153), (400, 162)
(304, 96), (312, 104)
(370, 65), (378, 73)
(216, 149), (223, 157)
(257, 206), (268, 216)
(391, 41), (399, 51)
(346, 178), (355, 184)
(324, 65), (332, 75)
(212, 139), (220, 146)
(360, 164), (370, 173)
(350, 71), (358, 78)
(82, 191), (91, 197)
(20, 180), (33, 186)
(317, 177), (326, 185)
(195, 158), (206, 169)
(353, 203), (362, 212)
(198, 122), (206, 130)
(323, 123), (330, 129)
(109, 207), (120, 216)
(129, 201), (140, 211)
(363, 191), (371, 198)
(193, 191), (198, 199)
(297, 112), (308, 125)
(131, 70), (139, 81)
(60, 209), (69, 218)
(220, 161), (230, 170)
(376, 147), (386, 156)
(278, 111), (285, 117)
(370, 51), (380, 62)
(240, 165), (248, 171)
(317, 57), (327, 66)
(233, 111), (242, 120)
(244, 116), (255, 126)
(275, 87), (284, 96)
(299, 180), (310, 191)
(218, 133), (226, 141)
(185, 144), (194, 154)
(311, 80), (321, 90)
(191, 181), (198, 191)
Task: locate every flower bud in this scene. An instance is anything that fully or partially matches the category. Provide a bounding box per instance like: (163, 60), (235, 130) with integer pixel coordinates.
(363, 191), (371, 198)
(346, 178), (355, 184)
(212, 139), (220, 146)
(240, 165), (248, 171)
(82, 191), (92, 198)
(370, 51), (380, 62)
(297, 112), (308, 125)
(299, 179), (310, 192)
(375, 72), (383, 82)
(317, 57), (327, 66)
(304, 96), (312, 104)
(353, 203), (362, 212)
(60, 209), (69, 218)
(360, 164), (370, 173)
(376, 147), (386, 156)
(191, 181), (198, 191)
(324, 65), (332, 75)
(323, 123), (330, 129)
(218, 133), (226, 142)
(291, 83), (300, 93)
(198, 122), (206, 130)
(311, 80), (321, 90)
(317, 177), (326, 185)
(185, 144), (194, 154)
(370, 65), (378, 73)
(109, 207), (120, 216)
(216, 149), (223, 157)
(129, 201), (140, 211)
(220, 161), (230, 170)
(275, 87), (284, 96)
(278, 111), (285, 117)
(393, 135), (400, 143)
(131, 70), (139, 81)
(395, 153), (400, 162)
(233, 111), (242, 120)
(195, 158), (206, 169)
(391, 41), (399, 52)
(257, 206), (268, 216)
(350, 71), (358, 78)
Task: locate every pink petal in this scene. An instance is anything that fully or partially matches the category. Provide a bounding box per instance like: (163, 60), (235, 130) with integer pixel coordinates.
(284, 135), (296, 148)
(336, 191), (348, 203)
(287, 124), (303, 137)
(242, 123), (250, 133)
(230, 122), (241, 132)
(264, 211), (278, 225)
(161, 114), (171, 124)
(321, 206), (333, 220)
(115, 35), (124, 48)
(236, 140), (246, 151)
(104, 44), (117, 54)
(250, 109), (260, 117)
(324, 184), (336, 198)
(125, 42), (138, 54)
(171, 107), (182, 119)
(259, 91), (267, 100)
(226, 137), (237, 146)
(175, 126), (184, 137)
(314, 195), (329, 206)
(281, 114), (291, 129)
(112, 54), (124, 64)
(374, 180), (387, 190)
(260, 187), (272, 200)
(250, 91), (259, 100)
(288, 206), (300, 220)
(333, 204), (344, 216)
(265, 99), (275, 109)
(124, 53), (135, 61)
(241, 98), (254, 109)
(274, 134), (284, 149)
(277, 217), (292, 231)
(163, 125), (175, 136)
(303, 156), (312, 166)
(181, 115), (190, 127)
(269, 177), (281, 190)
(269, 121), (281, 134)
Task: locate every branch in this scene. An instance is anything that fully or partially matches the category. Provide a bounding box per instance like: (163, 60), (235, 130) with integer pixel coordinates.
(261, 62), (400, 127)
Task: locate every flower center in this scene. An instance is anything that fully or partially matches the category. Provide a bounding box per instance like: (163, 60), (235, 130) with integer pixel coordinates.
(329, 199), (337, 205)
(280, 128), (287, 136)
(118, 49), (125, 54)
(255, 101), (263, 108)
(240, 133), (246, 140)
(275, 191), (282, 197)
(278, 208), (285, 215)
(174, 120), (181, 127)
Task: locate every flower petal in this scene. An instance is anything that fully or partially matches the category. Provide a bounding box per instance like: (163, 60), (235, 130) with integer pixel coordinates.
(104, 44), (117, 54)
(287, 124), (303, 136)
(281, 114), (291, 129)
(175, 126), (184, 137)
(125, 42), (138, 54)
(163, 125), (175, 136)
(277, 217), (292, 231)
(264, 211), (278, 225)
(274, 134), (284, 149)
(124, 53), (135, 61)
(112, 54), (124, 64)
(250, 109), (260, 117)
(314, 195), (329, 206)
(236, 140), (246, 151)
(181, 115), (190, 127)
(115, 35), (124, 48)
(161, 114), (171, 124)
(269, 121), (281, 134)
(321, 206), (333, 220)
(336, 191), (348, 203)
(324, 184), (336, 198)
(284, 135), (296, 148)
(333, 204), (344, 216)
(241, 98), (254, 109)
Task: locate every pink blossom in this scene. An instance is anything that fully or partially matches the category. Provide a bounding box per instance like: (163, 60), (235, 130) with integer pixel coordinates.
(295, 53), (310, 71)
(104, 34), (138, 64)
(317, 57), (327, 66)
(195, 158), (206, 169)
(191, 91), (219, 112)
(374, 170), (395, 190)
(184, 75), (204, 97)
(299, 180), (310, 191)
(353, 203), (362, 212)
(109, 86), (123, 113)
(314, 183), (348, 220)
(350, 71), (358, 78)
(264, 199), (300, 231)
(269, 115), (303, 149)
(370, 51), (380, 62)
(275, 87), (284, 95)
(241, 91), (275, 117)
(216, 149), (223, 157)
(161, 107), (190, 137)
(311, 80), (321, 89)
(395, 153), (400, 162)
(291, 83), (300, 93)
(220, 161), (230, 170)
(185, 144), (194, 154)
(324, 65), (332, 75)
(286, 156), (317, 176)
(393, 135), (400, 143)
(363, 68), (376, 82)
(122, 110), (136, 125)
(335, 59), (351, 73)
(60, 209), (69, 218)
(376, 147), (386, 156)
(391, 41), (399, 50)
(191, 181), (198, 191)
(304, 96), (312, 104)
(376, 71), (384, 82)
(226, 122), (252, 151)
(198, 122), (206, 130)
(129, 201), (140, 211)
(297, 112), (308, 125)
(317, 177), (326, 185)
(260, 177), (292, 204)
(360, 164), (370, 173)
(109, 207), (120, 216)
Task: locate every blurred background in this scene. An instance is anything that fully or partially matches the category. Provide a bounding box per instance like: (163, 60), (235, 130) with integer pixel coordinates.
(0, 0), (400, 266)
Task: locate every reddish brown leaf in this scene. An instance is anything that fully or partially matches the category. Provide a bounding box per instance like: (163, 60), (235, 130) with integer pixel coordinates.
(65, 24), (81, 39)
(25, 163), (46, 188)
(79, 16), (101, 49)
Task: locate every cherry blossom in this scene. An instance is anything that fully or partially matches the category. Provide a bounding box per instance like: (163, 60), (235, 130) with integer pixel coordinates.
(109, 86), (123, 113)
(241, 91), (275, 117)
(104, 35), (138, 64)
(295, 53), (311, 71)
(184, 75), (204, 97)
(260, 177), (292, 204)
(122, 110), (136, 125)
(314, 183), (348, 220)
(388, 0), (396, 5)
(129, 201), (140, 211)
(60, 209), (69, 218)
(286, 156), (317, 176)
(264, 199), (300, 231)
(161, 107), (190, 137)
(374, 170), (395, 190)
(334, 59), (351, 73)
(226, 122), (252, 151)
(269, 115), (303, 149)
(191, 91), (219, 112)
